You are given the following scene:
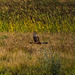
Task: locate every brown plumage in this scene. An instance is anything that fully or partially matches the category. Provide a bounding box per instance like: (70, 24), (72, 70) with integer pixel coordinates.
(33, 31), (41, 44)
(29, 31), (48, 44)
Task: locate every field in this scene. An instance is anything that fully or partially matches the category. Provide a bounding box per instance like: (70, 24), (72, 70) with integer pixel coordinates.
(0, 0), (75, 32)
(0, 0), (75, 75)
(0, 32), (75, 75)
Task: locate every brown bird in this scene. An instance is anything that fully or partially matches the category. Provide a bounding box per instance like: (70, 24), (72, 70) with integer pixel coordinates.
(33, 31), (41, 44)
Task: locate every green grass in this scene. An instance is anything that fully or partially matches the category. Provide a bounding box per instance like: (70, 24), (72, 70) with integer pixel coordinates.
(0, 0), (75, 32)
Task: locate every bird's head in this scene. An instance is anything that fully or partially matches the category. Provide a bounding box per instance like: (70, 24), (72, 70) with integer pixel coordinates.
(33, 31), (38, 37)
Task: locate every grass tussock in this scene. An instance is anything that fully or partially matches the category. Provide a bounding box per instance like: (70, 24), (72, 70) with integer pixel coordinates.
(0, 32), (75, 75)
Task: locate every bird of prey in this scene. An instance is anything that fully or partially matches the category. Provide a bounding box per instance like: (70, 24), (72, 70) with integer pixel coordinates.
(33, 31), (41, 44)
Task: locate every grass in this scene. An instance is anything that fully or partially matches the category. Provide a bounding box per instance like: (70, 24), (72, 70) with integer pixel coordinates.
(0, 0), (75, 32)
(0, 0), (75, 74)
(0, 32), (75, 75)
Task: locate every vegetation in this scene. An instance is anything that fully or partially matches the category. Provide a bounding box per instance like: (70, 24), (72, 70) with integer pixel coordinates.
(0, 0), (75, 32)
(0, 0), (75, 75)
(0, 32), (75, 75)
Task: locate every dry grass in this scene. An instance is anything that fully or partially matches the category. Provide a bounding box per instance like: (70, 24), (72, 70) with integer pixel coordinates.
(0, 32), (75, 70)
